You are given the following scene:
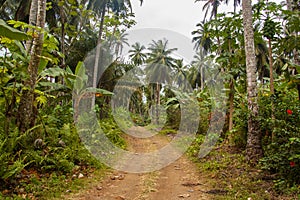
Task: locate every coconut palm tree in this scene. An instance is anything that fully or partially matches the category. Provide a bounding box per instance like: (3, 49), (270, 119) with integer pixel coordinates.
(192, 22), (212, 54)
(110, 32), (129, 56)
(190, 50), (207, 90)
(91, 0), (143, 108)
(242, 0), (263, 164)
(128, 42), (147, 66)
(146, 39), (177, 83)
(172, 59), (189, 90)
(195, 0), (241, 21)
(145, 39), (177, 124)
(224, 0), (241, 13)
(195, 0), (221, 21)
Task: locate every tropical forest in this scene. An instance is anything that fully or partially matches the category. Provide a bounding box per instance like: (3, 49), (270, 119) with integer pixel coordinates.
(0, 0), (299, 199)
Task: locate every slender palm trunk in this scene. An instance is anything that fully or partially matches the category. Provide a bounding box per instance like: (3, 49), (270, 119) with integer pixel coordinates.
(60, 6), (66, 70)
(156, 82), (160, 125)
(92, 3), (106, 109)
(228, 39), (234, 132)
(18, 0), (46, 132)
(268, 38), (275, 137)
(26, 0), (37, 52)
(229, 79), (234, 131)
(268, 39), (274, 96)
(242, 0), (263, 164)
(200, 64), (204, 90)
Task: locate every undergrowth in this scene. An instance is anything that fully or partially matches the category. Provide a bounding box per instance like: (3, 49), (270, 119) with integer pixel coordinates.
(188, 140), (300, 200)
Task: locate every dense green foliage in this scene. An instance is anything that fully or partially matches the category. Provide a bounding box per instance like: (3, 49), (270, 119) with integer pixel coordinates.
(260, 87), (300, 191)
(190, 2), (300, 192)
(0, 0), (299, 198)
(0, 2), (128, 197)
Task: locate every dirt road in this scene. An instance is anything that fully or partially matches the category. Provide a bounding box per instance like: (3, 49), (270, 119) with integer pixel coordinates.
(68, 126), (211, 200)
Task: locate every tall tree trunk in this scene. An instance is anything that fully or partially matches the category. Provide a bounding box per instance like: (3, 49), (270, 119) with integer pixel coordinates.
(228, 39), (234, 133)
(229, 79), (234, 132)
(60, 6), (66, 70)
(242, 0), (263, 164)
(26, 0), (37, 52)
(268, 39), (274, 96)
(200, 64), (204, 90)
(92, 3), (106, 109)
(156, 82), (160, 125)
(268, 38), (275, 139)
(18, 0), (46, 132)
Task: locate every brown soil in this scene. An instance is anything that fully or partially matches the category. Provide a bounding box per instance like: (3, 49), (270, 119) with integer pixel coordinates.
(66, 126), (211, 200)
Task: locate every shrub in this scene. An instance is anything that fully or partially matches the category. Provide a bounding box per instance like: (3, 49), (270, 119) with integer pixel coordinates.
(259, 89), (300, 191)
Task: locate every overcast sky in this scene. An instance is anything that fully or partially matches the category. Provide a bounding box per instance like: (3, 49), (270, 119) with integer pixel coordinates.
(131, 0), (236, 38)
(131, 0), (282, 39)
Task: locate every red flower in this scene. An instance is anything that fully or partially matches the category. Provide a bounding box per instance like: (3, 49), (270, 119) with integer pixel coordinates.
(287, 109), (293, 115)
(290, 161), (296, 167)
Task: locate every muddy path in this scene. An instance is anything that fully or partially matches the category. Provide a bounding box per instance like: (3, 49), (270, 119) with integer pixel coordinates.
(67, 126), (211, 200)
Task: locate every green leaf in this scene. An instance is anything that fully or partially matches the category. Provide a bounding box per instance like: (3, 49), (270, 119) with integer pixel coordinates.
(75, 61), (85, 77)
(38, 58), (49, 73)
(39, 67), (65, 78)
(81, 87), (113, 96)
(74, 62), (88, 92)
(282, 63), (288, 71)
(0, 19), (29, 40)
(166, 97), (179, 105)
(38, 81), (68, 92)
(36, 95), (47, 106)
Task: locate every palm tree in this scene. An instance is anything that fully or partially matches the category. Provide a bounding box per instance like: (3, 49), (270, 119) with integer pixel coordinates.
(172, 59), (189, 90)
(128, 42), (147, 66)
(195, 0), (241, 21)
(224, 0), (241, 13)
(195, 0), (221, 21)
(91, 0), (143, 108)
(110, 32), (129, 56)
(190, 50), (207, 90)
(192, 22), (212, 54)
(146, 39), (177, 82)
(145, 39), (177, 124)
(17, 0), (46, 132)
(242, 0), (263, 164)
(255, 38), (269, 83)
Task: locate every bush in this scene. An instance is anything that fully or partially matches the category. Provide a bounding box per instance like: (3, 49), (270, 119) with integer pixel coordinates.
(259, 89), (300, 191)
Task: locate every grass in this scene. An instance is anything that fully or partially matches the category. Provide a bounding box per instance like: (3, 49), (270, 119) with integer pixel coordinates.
(137, 171), (159, 200)
(50, 168), (107, 200)
(0, 165), (107, 200)
(188, 143), (299, 200)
